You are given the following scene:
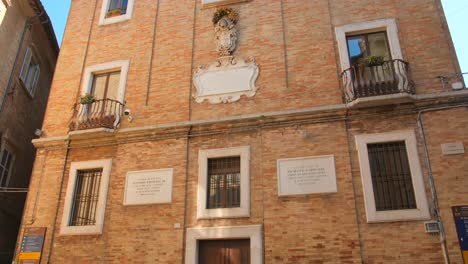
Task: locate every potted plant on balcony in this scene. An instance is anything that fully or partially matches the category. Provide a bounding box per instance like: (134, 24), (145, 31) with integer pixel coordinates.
(364, 55), (385, 67)
(80, 93), (95, 104)
(105, 8), (122, 18)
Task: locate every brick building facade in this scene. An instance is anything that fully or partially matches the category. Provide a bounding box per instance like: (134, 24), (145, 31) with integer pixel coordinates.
(0, 0), (58, 262)
(16, 0), (468, 263)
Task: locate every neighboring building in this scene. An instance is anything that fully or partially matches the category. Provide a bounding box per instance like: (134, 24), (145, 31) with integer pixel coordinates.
(0, 0), (58, 263)
(16, 0), (468, 263)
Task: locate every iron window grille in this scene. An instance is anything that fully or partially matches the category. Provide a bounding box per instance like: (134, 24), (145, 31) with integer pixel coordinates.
(69, 168), (103, 226)
(207, 157), (241, 209)
(367, 141), (417, 211)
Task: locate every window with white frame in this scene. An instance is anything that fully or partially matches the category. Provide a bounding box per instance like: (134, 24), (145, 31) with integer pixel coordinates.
(335, 18), (403, 72)
(355, 130), (430, 223)
(198, 146), (250, 219)
(81, 60), (129, 104)
(99, 0), (134, 25)
(60, 159), (112, 235)
(0, 145), (14, 187)
(19, 47), (40, 97)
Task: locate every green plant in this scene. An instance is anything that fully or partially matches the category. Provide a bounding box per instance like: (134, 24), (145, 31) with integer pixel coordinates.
(364, 55), (385, 67)
(80, 94), (95, 104)
(106, 8), (122, 18)
(212, 7), (239, 25)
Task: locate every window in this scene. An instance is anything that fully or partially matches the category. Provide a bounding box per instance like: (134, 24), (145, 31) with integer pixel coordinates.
(91, 71), (120, 101)
(60, 159), (112, 235)
(0, 146), (14, 187)
(186, 225), (263, 264)
(106, 0), (128, 17)
(355, 131), (430, 223)
(69, 169), (103, 226)
(367, 141), (416, 211)
(207, 157), (241, 209)
(19, 47), (40, 97)
(81, 60), (129, 104)
(99, 0), (134, 25)
(198, 146), (250, 219)
(335, 18), (403, 71)
(347, 32), (391, 67)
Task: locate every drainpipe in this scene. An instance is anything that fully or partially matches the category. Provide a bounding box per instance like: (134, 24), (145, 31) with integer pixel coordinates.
(416, 103), (468, 264)
(45, 140), (70, 264)
(1, 17), (31, 113)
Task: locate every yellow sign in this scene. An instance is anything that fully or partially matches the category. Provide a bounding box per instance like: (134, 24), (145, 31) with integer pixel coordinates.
(19, 252), (41, 260)
(463, 251), (468, 264)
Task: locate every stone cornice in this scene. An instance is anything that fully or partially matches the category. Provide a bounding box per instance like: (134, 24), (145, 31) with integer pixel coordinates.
(32, 90), (468, 149)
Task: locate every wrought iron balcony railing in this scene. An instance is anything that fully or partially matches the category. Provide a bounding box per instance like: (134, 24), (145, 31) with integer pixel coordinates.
(341, 59), (415, 103)
(69, 98), (124, 131)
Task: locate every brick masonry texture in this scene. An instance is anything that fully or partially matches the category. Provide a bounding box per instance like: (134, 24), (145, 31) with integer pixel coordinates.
(16, 0), (468, 263)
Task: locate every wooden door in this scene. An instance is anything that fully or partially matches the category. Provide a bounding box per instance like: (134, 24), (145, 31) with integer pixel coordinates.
(198, 239), (250, 264)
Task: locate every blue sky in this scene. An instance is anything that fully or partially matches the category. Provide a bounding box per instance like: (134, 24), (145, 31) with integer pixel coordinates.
(42, 0), (467, 83)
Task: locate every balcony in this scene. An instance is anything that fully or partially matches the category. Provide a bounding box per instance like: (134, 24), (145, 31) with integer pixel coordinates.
(69, 98), (124, 131)
(341, 59), (415, 104)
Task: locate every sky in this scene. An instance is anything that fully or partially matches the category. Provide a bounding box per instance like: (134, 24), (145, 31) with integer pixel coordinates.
(41, 0), (467, 83)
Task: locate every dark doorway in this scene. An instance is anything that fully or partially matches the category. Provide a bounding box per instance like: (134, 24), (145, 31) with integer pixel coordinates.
(198, 239), (250, 264)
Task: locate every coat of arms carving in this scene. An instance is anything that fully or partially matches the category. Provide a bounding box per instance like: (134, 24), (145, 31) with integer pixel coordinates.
(193, 8), (260, 104)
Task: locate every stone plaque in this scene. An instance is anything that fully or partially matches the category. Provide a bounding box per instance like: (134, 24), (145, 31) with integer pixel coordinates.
(277, 155), (337, 196)
(441, 142), (465, 155)
(193, 56), (259, 104)
(124, 168), (173, 205)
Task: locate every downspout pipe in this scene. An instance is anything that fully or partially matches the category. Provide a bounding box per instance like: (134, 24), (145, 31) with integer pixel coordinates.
(416, 103), (468, 264)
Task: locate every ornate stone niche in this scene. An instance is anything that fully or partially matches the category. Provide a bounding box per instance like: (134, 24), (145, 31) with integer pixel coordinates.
(194, 8), (260, 104)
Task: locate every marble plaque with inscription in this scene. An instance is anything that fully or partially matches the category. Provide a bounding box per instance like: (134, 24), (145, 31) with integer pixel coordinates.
(124, 168), (173, 205)
(277, 155), (337, 196)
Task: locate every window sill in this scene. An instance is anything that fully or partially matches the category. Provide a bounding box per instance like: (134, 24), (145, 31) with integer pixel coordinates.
(197, 207), (250, 220)
(367, 208), (431, 223)
(99, 14), (131, 26)
(60, 225), (103, 236)
(201, 0), (250, 9)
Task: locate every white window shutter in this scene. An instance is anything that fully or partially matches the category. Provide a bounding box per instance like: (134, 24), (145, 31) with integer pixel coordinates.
(30, 65), (40, 96)
(19, 47), (32, 82)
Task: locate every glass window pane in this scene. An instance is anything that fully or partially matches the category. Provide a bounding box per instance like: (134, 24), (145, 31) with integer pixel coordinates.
(121, 0), (128, 14)
(107, 72), (120, 100)
(108, 0), (120, 10)
(207, 157), (241, 209)
(367, 32), (390, 60)
(92, 74), (107, 99)
(367, 141), (416, 211)
(70, 169), (102, 226)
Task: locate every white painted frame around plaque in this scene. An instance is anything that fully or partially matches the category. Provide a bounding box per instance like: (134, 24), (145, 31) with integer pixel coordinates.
(123, 168), (173, 206)
(277, 155), (337, 196)
(193, 57), (259, 104)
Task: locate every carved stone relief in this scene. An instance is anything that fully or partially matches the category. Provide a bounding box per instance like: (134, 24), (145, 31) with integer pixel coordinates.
(194, 8), (260, 104)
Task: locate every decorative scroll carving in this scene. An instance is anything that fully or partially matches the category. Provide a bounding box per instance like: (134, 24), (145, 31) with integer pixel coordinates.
(194, 56), (259, 104)
(193, 8), (259, 104)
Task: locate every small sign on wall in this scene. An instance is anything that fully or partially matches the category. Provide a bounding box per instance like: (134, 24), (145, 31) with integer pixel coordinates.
(441, 142), (465, 155)
(452, 206), (468, 264)
(124, 168), (173, 205)
(277, 155), (337, 196)
(18, 227), (46, 264)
